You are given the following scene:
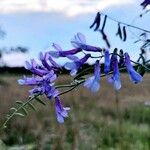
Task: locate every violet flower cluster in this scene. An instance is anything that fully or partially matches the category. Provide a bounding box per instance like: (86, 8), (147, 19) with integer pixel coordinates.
(18, 32), (143, 123)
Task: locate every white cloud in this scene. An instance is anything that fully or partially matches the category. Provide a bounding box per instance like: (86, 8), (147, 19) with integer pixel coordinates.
(0, 0), (134, 17)
(2, 53), (29, 67)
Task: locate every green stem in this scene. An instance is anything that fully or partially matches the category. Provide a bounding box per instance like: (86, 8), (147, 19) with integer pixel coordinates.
(3, 94), (39, 128)
(115, 90), (123, 147)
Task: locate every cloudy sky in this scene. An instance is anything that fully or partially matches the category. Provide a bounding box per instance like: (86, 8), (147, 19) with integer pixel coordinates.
(0, 0), (149, 66)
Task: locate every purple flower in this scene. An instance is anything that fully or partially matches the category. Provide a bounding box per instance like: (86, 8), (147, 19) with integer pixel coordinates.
(104, 50), (110, 74)
(64, 54), (91, 76)
(141, 0), (150, 9)
(25, 59), (49, 77)
(71, 33), (101, 52)
(84, 60), (100, 92)
(124, 53), (143, 84)
(49, 43), (81, 58)
(18, 76), (42, 86)
(108, 55), (121, 90)
(39, 52), (60, 71)
(55, 97), (70, 123)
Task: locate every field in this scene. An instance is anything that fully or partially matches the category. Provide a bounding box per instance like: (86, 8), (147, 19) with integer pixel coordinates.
(0, 74), (150, 150)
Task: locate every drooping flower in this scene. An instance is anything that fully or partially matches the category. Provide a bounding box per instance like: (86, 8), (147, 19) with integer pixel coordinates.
(104, 50), (110, 74)
(108, 54), (121, 90)
(55, 97), (70, 123)
(141, 0), (150, 9)
(71, 32), (102, 52)
(64, 54), (91, 76)
(84, 60), (100, 92)
(124, 53), (143, 84)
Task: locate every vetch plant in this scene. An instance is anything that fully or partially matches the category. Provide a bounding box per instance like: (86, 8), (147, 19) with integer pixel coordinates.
(2, 3), (150, 128)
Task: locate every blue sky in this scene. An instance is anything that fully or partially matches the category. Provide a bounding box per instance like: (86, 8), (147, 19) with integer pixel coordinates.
(0, 0), (149, 66)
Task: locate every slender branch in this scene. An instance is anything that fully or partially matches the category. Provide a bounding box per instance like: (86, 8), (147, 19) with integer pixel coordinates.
(58, 80), (85, 96)
(100, 12), (150, 33)
(55, 84), (75, 89)
(131, 60), (150, 71)
(145, 59), (150, 64)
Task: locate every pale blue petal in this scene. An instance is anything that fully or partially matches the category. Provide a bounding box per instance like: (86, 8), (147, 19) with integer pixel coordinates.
(67, 55), (79, 61)
(129, 70), (143, 83)
(90, 80), (100, 92)
(56, 113), (64, 123)
(25, 61), (31, 70)
(77, 32), (86, 44)
(61, 110), (68, 117)
(52, 43), (62, 51)
(114, 80), (121, 90)
(64, 62), (76, 70)
(70, 69), (77, 76)
(49, 51), (59, 58)
(39, 52), (44, 60)
(18, 79), (25, 85)
(84, 76), (94, 88)
(71, 40), (79, 48)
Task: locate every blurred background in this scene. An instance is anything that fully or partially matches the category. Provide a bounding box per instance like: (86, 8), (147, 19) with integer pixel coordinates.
(0, 0), (150, 149)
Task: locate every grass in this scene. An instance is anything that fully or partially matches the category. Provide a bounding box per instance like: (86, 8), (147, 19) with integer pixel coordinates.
(0, 74), (150, 150)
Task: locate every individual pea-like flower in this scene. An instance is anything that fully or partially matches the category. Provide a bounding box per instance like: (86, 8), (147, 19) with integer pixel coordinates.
(108, 54), (121, 90)
(25, 59), (49, 77)
(124, 53), (143, 84)
(39, 52), (60, 71)
(55, 97), (70, 123)
(49, 43), (82, 58)
(64, 54), (91, 76)
(141, 0), (150, 9)
(104, 50), (110, 74)
(84, 60), (101, 92)
(71, 32), (102, 52)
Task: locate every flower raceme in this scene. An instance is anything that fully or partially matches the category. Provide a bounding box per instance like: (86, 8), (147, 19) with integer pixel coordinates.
(18, 33), (143, 124)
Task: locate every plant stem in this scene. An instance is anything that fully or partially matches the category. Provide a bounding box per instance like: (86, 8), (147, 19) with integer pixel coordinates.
(2, 94), (39, 128)
(115, 90), (123, 148)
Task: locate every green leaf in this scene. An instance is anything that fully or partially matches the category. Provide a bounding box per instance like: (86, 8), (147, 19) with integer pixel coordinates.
(15, 113), (25, 117)
(6, 114), (10, 119)
(35, 97), (46, 106)
(21, 107), (28, 115)
(10, 107), (17, 112)
(16, 101), (23, 105)
(28, 103), (36, 111)
(3, 125), (7, 129)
